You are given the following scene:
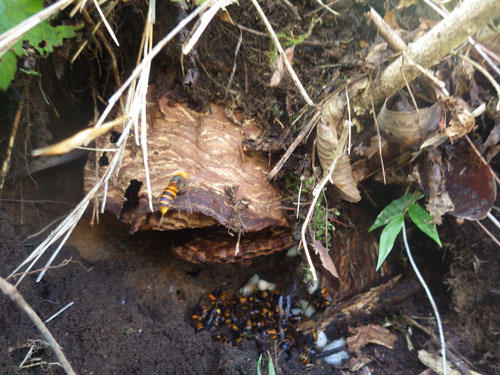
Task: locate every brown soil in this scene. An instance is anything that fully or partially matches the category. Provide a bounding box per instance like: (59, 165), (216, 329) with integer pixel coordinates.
(1, 0), (499, 374)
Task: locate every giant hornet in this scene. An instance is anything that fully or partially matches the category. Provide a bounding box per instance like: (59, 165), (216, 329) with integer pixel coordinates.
(157, 171), (188, 227)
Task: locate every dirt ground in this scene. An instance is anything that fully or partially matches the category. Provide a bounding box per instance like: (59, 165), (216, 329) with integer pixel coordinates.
(1, 0), (500, 374)
(0, 163), (429, 374)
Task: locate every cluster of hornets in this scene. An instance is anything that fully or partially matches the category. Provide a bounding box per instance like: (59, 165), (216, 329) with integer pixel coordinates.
(191, 287), (332, 365)
(162, 174), (338, 364)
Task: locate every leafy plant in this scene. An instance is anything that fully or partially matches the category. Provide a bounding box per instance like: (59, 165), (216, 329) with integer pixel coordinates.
(257, 352), (276, 375)
(0, 0), (77, 90)
(369, 192), (442, 271)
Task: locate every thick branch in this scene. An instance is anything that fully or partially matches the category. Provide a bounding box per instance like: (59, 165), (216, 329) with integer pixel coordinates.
(358, 0), (500, 110)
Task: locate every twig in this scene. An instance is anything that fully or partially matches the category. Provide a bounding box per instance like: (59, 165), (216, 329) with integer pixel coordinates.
(402, 220), (447, 375)
(249, 0), (315, 107)
(422, 0), (500, 91)
(369, 77), (386, 184)
(23, 214), (67, 243)
(0, 277), (76, 375)
(267, 111), (320, 180)
(367, 7), (406, 52)
(458, 53), (500, 107)
(360, 0), (500, 108)
(226, 30), (243, 97)
(316, 0), (340, 16)
(301, 118), (350, 281)
(476, 219), (500, 247)
(0, 97), (24, 198)
(486, 212), (500, 230)
(368, 6), (449, 99)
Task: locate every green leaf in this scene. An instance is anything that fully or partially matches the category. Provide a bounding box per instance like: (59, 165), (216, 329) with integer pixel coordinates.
(369, 193), (423, 232)
(0, 51), (17, 90)
(407, 203), (442, 247)
(376, 213), (404, 271)
(0, 0), (76, 90)
(257, 354), (262, 375)
(268, 351), (276, 375)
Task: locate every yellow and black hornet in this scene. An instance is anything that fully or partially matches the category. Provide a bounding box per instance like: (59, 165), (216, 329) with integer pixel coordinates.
(158, 171), (188, 227)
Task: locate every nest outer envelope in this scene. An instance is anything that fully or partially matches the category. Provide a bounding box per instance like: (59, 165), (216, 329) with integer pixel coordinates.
(84, 99), (292, 262)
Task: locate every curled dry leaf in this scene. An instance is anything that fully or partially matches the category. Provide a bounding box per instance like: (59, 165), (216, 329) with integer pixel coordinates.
(270, 46), (295, 87)
(376, 94), (442, 150)
(347, 324), (398, 352)
(317, 94), (361, 202)
(313, 240), (339, 279)
(415, 141), (496, 222)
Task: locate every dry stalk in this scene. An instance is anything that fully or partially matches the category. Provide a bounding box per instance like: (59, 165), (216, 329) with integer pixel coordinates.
(0, 97), (24, 198)
(91, 0), (119, 46)
(301, 116), (350, 281)
(0, 277), (76, 375)
(267, 111), (320, 180)
(249, 0), (315, 107)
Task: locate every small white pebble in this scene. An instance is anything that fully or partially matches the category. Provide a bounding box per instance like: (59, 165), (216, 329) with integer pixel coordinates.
(303, 305), (316, 317)
(286, 246), (298, 257)
(266, 282), (276, 291)
(247, 274), (260, 286)
(305, 278), (319, 294)
(240, 274), (261, 296)
(324, 338), (346, 351)
(291, 308), (303, 316)
(257, 279), (269, 291)
(315, 330), (328, 348)
(257, 279), (277, 292)
(239, 284), (257, 296)
(297, 299), (309, 310)
(323, 350), (349, 365)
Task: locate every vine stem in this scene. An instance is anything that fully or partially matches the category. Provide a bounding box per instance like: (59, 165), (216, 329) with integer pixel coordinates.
(402, 220), (447, 375)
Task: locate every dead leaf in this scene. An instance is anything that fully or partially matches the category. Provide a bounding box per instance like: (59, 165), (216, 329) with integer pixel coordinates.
(270, 46), (295, 87)
(313, 240), (339, 279)
(359, 40), (369, 49)
(347, 356), (372, 372)
(383, 10), (398, 29)
(397, 0), (418, 10)
(347, 324), (398, 352)
(377, 94), (442, 150)
(218, 10), (233, 24)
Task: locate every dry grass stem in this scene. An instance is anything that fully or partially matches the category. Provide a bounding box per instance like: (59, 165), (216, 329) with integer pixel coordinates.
(0, 98), (24, 198)
(226, 30), (243, 97)
(301, 117), (350, 281)
(369, 79), (387, 184)
(91, 0), (119, 46)
(459, 53), (500, 108)
(44, 302), (74, 324)
(183, 0), (236, 55)
(249, 0), (315, 107)
(0, 277), (77, 375)
(476, 218), (500, 247)
(267, 111), (320, 180)
(315, 0), (340, 17)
